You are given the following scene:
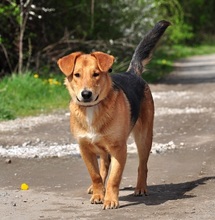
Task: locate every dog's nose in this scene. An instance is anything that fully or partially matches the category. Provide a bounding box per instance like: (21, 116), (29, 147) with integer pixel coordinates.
(81, 90), (92, 101)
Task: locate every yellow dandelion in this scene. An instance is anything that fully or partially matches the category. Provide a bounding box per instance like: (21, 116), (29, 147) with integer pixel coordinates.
(21, 183), (29, 190)
(48, 78), (54, 85)
(34, 74), (39, 78)
(53, 80), (60, 85)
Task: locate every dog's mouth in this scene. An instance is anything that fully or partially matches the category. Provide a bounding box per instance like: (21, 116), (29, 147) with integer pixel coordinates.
(76, 95), (99, 106)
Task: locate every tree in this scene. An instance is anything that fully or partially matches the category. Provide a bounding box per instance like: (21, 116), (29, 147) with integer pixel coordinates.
(180, 0), (215, 43)
(0, 0), (54, 76)
(0, 0), (196, 76)
(18, 0), (33, 73)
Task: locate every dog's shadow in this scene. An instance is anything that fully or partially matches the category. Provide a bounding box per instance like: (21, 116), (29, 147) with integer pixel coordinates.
(119, 176), (215, 208)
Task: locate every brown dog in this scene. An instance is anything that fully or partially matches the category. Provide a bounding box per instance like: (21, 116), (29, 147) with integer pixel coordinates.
(57, 20), (170, 209)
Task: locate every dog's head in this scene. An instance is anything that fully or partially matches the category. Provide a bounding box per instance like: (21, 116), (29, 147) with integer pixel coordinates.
(57, 52), (114, 106)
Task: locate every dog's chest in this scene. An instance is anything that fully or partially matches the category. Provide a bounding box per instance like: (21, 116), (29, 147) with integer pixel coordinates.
(78, 106), (101, 142)
(86, 107), (95, 126)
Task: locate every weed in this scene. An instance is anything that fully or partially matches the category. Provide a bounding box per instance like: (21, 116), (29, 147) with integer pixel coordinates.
(0, 72), (70, 120)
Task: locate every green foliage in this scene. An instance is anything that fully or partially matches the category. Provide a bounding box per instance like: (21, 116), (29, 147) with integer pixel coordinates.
(0, 0), (191, 75)
(0, 0), (215, 77)
(0, 1), (19, 18)
(0, 72), (70, 120)
(179, 0), (215, 43)
(153, 0), (193, 44)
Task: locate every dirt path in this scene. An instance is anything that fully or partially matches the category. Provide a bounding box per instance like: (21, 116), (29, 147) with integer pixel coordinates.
(0, 54), (215, 219)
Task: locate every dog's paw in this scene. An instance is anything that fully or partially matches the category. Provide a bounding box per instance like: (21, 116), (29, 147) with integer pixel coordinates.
(87, 185), (93, 194)
(102, 199), (119, 209)
(90, 194), (104, 204)
(134, 187), (148, 196)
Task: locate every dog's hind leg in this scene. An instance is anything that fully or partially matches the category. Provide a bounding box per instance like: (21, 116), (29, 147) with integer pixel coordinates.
(132, 85), (154, 196)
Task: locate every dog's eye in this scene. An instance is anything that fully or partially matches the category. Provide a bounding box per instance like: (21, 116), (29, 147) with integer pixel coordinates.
(92, 73), (99, 77)
(74, 73), (80, 78)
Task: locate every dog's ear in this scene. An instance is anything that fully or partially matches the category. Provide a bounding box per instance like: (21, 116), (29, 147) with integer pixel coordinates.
(57, 52), (83, 76)
(91, 52), (114, 72)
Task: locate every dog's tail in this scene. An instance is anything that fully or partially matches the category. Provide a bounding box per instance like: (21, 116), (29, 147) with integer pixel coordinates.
(127, 20), (170, 75)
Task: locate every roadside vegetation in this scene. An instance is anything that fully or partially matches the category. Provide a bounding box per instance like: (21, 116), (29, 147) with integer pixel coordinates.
(1, 0), (215, 120)
(145, 44), (215, 82)
(0, 73), (69, 120)
(1, 44), (215, 121)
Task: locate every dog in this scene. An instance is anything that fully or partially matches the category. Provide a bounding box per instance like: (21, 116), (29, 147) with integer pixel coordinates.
(57, 20), (170, 209)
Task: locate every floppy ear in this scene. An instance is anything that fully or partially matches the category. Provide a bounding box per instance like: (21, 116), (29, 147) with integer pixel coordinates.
(91, 52), (114, 72)
(57, 52), (83, 76)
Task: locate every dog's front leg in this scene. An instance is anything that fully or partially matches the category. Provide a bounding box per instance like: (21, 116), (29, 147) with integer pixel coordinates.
(79, 143), (105, 204)
(103, 145), (127, 209)
(88, 153), (111, 194)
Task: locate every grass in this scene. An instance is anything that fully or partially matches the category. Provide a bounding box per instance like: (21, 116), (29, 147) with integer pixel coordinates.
(1, 43), (215, 120)
(0, 72), (70, 120)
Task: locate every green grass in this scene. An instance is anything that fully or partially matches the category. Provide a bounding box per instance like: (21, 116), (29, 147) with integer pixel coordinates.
(1, 43), (215, 120)
(0, 72), (70, 120)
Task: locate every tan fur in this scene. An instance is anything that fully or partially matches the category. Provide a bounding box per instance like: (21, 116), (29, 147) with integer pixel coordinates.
(57, 52), (154, 209)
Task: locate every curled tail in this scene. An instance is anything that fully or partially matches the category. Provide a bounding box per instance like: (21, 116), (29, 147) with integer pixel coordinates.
(127, 20), (171, 75)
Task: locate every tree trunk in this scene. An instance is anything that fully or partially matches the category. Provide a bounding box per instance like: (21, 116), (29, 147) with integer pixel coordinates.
(18, 0), (32, 74)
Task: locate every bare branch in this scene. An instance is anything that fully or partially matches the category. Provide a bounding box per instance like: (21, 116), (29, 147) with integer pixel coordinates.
(0, 42), (13, 73)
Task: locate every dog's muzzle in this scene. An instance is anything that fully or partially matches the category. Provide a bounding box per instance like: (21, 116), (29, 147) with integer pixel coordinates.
(81, 90), (93, 102)
(77, 89), (99, 104)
